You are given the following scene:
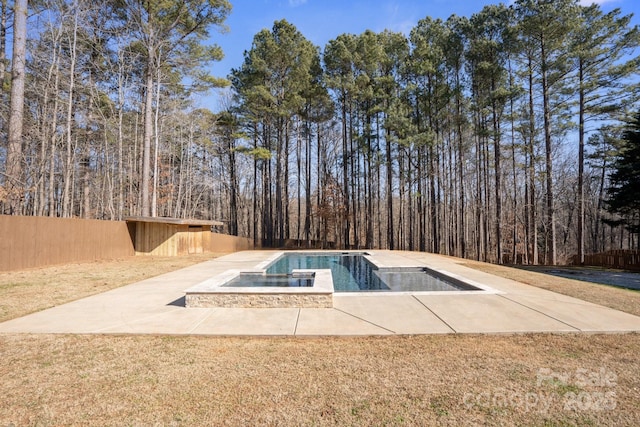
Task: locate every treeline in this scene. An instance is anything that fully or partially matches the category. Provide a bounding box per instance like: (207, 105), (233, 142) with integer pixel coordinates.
(0, 0), (232, 220)
(0, 0), (639, 264)
(229, 0), (640, 264)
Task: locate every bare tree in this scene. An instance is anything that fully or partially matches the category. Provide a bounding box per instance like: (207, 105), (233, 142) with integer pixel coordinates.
(4, 0), (27, 214)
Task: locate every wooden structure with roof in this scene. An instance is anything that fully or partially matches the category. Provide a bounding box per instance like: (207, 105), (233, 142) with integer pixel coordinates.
(125, 216), (225, 256)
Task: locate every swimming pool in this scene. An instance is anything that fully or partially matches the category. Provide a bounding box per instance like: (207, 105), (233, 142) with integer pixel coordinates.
(185, 251), (492, 308)
(264, 252), (480, 292)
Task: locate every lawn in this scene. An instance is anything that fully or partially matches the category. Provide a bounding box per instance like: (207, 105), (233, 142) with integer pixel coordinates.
(0, 254), (218, 323)
(461, 259), (640, 317)
(0, 254), (639, 425)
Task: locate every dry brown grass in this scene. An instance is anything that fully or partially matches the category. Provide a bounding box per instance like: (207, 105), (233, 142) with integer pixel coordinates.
(0, 253), (224, 323)
(461, 259), (640, 317)
(0, 254), (639, 425)
(0, 333), (638, 425)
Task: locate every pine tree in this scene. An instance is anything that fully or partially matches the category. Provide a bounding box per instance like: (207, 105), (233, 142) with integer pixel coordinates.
(231, 19), (319, 246)
(572, 4), (640, 262)
(124, 0), (231, 217)
(515, 0), (580, 265)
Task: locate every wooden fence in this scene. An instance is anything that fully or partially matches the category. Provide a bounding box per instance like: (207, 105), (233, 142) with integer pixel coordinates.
(572, 250), (640, 271)
(203, 232), (253, 253)
(0, 215), (135, 271)
(0, 215), (254, 271)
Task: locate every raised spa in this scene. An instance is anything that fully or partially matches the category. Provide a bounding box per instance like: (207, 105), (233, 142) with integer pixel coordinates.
(222, 272), (315, 288)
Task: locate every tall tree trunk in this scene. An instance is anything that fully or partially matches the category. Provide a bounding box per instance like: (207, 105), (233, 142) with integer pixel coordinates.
(62, 2), (78, 218)
(429, 143), (438, 253)
(5, 0), (28, 214)
(508, 58), (518, 263)
(48, 63), (60, 217)
(482, 129), (490, 262)
(315, 124), (322, 245)
(349, 110), (357, 248)
(541, 37), (556, 265)
(117, 58), (126, 220)
(577, 59), (585, 264)
(527, 55), (538, 265)
(296, 120), (302, 244)
(0, 0), (7, 87)
(142, 47), (154, 217)
(474, 108), (483, 261)
(385, 123), (394, 250)
(228, 136), (238, 236)
(342, 95), (350, 248)
(375, 115), (382, 248)
(365, 114), (373, 248)
(82, 144), (91, 218)
(492, 93), (503, 264)
(303, 121), (313, 245)
(275, 120), (283, 245)
(408, 147), (416, 251)
(151, 69), (161, 217)
(252, 124), (259, 246)
(417, 147), (425, 252)
(456, 82), (466, 259)
(264, 125), (273, 246)
(284, 120), (290, 242)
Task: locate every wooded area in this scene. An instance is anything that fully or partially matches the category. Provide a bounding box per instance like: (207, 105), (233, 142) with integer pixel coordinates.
(0, 0), (639, 265)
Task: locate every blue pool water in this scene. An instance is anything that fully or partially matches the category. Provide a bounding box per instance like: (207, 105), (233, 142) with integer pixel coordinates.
(266, 253), (386, 291)
(222, 273), (314, 288)
(265, 253), (478, 292)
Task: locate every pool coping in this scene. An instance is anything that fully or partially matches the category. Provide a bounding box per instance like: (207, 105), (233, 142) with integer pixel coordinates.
(184, 250), (502, 305)
(1, 250), (639, 336)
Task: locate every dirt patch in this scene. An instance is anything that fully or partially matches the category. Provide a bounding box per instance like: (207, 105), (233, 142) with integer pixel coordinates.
(0, 333), (637, 425)
(461, 260), (640, 317)
(0, 253), (226, 322)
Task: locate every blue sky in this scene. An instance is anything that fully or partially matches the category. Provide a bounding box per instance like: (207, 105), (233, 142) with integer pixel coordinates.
(205, 0), (640, 109)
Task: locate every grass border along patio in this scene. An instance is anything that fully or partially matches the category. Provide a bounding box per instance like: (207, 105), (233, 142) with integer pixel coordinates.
(0, 250), (639, 336)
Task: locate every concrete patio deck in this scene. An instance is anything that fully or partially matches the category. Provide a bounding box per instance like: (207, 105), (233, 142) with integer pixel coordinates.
(1, 250), (639, 336)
